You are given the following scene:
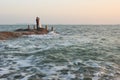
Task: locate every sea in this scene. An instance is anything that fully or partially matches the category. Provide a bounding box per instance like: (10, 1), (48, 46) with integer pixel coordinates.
(0, 25), (120, 80)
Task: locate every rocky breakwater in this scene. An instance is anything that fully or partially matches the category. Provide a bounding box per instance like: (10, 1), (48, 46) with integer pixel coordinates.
(0, 28), (49, 40)
(0, 17), (51, 40)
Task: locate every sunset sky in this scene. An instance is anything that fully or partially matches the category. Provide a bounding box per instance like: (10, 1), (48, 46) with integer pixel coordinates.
(0, 0), (120, 24)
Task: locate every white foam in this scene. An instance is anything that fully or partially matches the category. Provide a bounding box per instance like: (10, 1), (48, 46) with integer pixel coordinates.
(0, 68), (15, 77)
(84, 60), (101, 68)
(0, 69), (10, 76)
(74, 59), (83, 65)
(21, 74), (34, 80)
(16, 60), (32, 67)
(0, 78), (8, 80)
(53, 66), (67, 71)
(92, 77), (100, 80)
(48, 31), (59, 35)
(67, 71), (75, 79)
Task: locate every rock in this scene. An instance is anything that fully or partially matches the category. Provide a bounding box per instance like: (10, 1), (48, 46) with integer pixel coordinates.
(0, 28), (49, 40)
(0, 17), (51, 40)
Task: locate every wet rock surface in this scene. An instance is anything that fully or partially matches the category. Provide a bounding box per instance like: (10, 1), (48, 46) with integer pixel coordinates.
(0, 28), (49, 40)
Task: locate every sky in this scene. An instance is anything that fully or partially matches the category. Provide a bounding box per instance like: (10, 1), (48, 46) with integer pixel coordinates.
(0, 0), (120, 24)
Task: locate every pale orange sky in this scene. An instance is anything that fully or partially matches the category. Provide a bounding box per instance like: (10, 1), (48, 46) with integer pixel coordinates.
(0, 0), (120, 24)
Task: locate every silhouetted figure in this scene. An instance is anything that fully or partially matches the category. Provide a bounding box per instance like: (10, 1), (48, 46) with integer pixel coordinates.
(51, 26), (54, 31)
(36, 17), (40, 30)
(45, 25), (48, 30)
(28, 25), (30, 30)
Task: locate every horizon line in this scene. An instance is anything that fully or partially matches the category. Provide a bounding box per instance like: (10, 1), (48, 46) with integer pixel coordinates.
(0, 23), (120, 26)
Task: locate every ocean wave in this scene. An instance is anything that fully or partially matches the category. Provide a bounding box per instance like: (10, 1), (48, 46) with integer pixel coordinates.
(0, 25), (120, 80)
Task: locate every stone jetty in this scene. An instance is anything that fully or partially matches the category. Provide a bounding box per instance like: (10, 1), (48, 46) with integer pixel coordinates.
(0, 17), (53, 40)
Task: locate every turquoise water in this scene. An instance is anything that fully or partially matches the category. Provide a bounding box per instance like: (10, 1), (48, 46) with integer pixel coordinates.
(0, 25), (120, 80)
